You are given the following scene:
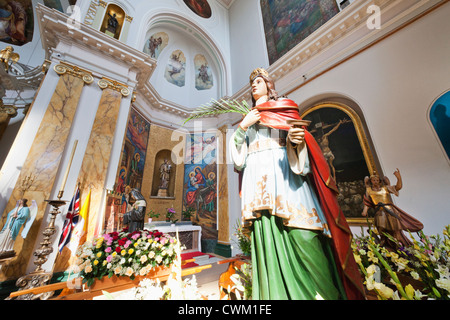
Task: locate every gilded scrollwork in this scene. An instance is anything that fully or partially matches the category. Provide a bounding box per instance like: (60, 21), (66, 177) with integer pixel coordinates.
(53, 62), (94, 84)
(97, 77), (130, 97)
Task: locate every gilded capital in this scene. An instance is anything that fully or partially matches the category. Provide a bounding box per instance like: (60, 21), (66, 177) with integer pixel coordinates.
(98, 77), (130, 97)
(54, 62), (94, 84)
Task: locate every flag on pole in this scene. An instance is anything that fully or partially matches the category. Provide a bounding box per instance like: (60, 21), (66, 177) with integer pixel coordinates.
(58, 186), (80, 253)
(67, 189), (91, 253)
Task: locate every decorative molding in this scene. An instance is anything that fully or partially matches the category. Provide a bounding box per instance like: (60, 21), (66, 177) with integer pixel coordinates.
(54, 61), (94, 84)
(125, 15), (133, 23)
(98, 77), (130, 97)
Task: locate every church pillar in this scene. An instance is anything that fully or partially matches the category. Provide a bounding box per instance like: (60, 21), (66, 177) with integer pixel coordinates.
(77, 78), (130, 241)
(215, 125), (231, 257)
(0, 62), (93, 281)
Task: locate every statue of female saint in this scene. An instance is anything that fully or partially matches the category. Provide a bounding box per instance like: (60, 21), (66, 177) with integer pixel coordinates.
(0, 199), (30, 256)
(362, 169), (423, 248)
(122, 189), (146, 233)
(230, 68), (365, 300)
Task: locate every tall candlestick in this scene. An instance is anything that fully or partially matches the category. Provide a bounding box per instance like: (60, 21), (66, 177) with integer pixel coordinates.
(59, 140), (78, 196)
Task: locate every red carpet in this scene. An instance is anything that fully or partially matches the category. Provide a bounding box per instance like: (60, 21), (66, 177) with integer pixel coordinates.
(181, 251), (214, 269)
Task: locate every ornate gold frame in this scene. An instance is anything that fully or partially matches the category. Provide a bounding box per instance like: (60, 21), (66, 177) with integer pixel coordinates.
(301, 102), (376, 226)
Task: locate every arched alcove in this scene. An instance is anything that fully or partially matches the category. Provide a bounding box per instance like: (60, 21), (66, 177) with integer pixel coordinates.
(100, 3), (126, 39)
(138, 12), (229, 109)
(151, 149), (176, 198)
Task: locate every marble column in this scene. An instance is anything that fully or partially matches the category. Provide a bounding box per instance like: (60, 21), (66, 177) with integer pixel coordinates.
(216, 125), (231, 257)
(77, 77), (130, 241)
(0, 62), (93, 281)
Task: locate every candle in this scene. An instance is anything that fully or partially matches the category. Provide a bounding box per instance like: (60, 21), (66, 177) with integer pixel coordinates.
(60, 140), (78, 193)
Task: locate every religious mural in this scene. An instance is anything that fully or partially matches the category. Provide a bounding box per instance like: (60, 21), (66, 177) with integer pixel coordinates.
(0, 0), (34, 46)
(165, 49), (186, 87)
(430, 91), (450, 159)
(261, 0), (340, 64)
(183, 132), (218, 248)
(183, 0), (212, 19)
(302, 104), (376, 223)
(115, 107), (150, 193)
(143, 31), (169, 59)
(194, 54), (213, 90)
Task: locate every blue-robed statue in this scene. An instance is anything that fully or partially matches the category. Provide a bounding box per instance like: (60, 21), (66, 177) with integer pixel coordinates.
(0, 199), (37, 256)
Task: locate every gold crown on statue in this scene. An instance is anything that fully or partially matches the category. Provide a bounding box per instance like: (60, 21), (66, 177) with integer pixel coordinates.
(249, 68), (269, 83)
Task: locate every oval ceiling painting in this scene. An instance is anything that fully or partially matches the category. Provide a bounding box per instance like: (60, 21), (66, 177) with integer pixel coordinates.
(183, 0), (212, 19)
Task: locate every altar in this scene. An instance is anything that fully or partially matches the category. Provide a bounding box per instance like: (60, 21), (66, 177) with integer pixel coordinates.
(144, 222), (202, 253)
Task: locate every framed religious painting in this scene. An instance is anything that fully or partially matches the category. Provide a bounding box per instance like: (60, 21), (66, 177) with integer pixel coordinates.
(301, 102), (377, 225)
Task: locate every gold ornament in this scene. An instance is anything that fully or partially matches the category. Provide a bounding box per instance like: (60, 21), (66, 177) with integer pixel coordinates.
(249, 68), (269, 83)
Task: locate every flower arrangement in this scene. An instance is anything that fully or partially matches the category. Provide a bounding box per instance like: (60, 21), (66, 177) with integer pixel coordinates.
(352, 224), (450, 300)
(166, 207), (177, 223)
(74, 228), (181, 287)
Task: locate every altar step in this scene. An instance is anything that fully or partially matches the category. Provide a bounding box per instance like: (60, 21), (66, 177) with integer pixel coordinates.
(193, 254), (222, 266)
(181, 251), (223, 268)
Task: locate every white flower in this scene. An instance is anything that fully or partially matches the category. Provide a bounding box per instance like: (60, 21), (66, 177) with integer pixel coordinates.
(436, 278), (450, 293)
(140, 255), (148, 263)
(410, 271), (420, 280)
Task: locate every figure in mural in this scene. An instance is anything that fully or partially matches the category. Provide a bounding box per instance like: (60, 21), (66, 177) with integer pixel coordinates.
(122, 189), (146, 233)
(165, 50), (186, 87)
(0, 199), (36, 257)
(362, 169), (424, 248)
(230, 68), (365, 300)
(194, 54), (213, 90)
(143, 32), (168, 59)
(159, 159), (172, 190)
(0, 0), (31, 45)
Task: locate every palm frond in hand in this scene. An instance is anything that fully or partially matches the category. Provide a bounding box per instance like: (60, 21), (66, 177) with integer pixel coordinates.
(183, 99), (251, 125)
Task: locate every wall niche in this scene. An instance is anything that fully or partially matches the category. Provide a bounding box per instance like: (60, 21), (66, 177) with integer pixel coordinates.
(151, 149), (176, 198)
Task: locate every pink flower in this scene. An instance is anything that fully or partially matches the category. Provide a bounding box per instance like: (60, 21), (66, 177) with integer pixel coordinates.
(131, 233), (140, 240)
(105, 247), (112, 253)
(106, 255), (113, 263)
(124, 240), (132, 248)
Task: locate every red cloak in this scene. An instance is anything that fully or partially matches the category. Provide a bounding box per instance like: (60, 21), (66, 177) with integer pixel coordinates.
(250, 99), (366, 300)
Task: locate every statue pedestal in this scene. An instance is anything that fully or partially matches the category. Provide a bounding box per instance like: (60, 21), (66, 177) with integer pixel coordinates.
(157, 188), (168, 197)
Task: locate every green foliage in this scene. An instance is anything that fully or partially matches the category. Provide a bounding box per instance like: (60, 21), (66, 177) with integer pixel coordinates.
(183, 99), (251, 125)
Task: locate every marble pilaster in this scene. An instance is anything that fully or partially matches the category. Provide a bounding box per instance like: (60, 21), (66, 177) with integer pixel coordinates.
(77, 78), (129, 241)
(0, 62), (92, 281)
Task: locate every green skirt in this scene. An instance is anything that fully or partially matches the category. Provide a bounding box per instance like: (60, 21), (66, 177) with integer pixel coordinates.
(251, 211), (347, 300)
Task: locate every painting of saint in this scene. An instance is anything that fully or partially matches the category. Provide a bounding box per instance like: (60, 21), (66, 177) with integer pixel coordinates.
(115, 108), (150, 193)
(183, 0), (211, 19)
(164, 49), (186, 87)
(261, 0), (340, 64)
(0, 0), (34, 46)
(194, 54), (213, 90)
(143, 31), (169, 59)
